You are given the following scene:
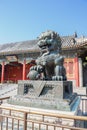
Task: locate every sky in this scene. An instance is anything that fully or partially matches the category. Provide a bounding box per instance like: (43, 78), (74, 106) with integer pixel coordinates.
(0, 0), (87, 44)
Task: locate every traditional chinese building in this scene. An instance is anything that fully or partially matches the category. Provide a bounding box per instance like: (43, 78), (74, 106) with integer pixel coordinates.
(0, 33), (87, 88)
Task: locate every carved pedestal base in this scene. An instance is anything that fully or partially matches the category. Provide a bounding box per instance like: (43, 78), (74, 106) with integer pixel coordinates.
(8, 80), (79, 111)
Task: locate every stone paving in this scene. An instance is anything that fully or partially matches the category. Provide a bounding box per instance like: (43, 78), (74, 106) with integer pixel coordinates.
(73, 86), (87, 95)
(0, 84), (18, 99)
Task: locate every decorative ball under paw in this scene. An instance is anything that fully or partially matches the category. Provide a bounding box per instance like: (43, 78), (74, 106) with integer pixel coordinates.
(27, 70), (40, 80)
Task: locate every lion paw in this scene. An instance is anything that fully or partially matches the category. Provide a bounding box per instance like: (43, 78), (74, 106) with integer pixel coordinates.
(52, 76), (63, 81)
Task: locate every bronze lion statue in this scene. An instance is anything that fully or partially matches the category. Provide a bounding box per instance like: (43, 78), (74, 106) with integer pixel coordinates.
(27, 30), (67, 81)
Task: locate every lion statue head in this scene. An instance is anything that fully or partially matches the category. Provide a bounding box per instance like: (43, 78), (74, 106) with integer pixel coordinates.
(37, 30), (62, 54)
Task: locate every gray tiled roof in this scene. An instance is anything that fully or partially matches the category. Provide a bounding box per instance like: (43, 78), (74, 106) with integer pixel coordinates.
(0, 35), (87, 55)
(62, 36), (87, 49)
(0, 40), (40, 55)
(61, 35), (75, 47)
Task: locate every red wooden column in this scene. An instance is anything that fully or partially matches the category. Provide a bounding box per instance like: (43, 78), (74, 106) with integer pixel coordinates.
(75, 57), (79, 87)
(1, 61), (5, 83)
(23, 59), (26, 80)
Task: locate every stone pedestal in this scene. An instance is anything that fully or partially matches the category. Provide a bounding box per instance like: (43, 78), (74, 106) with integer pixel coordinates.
(8, 80), (79, 111)
(18, 80), (73, 98)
